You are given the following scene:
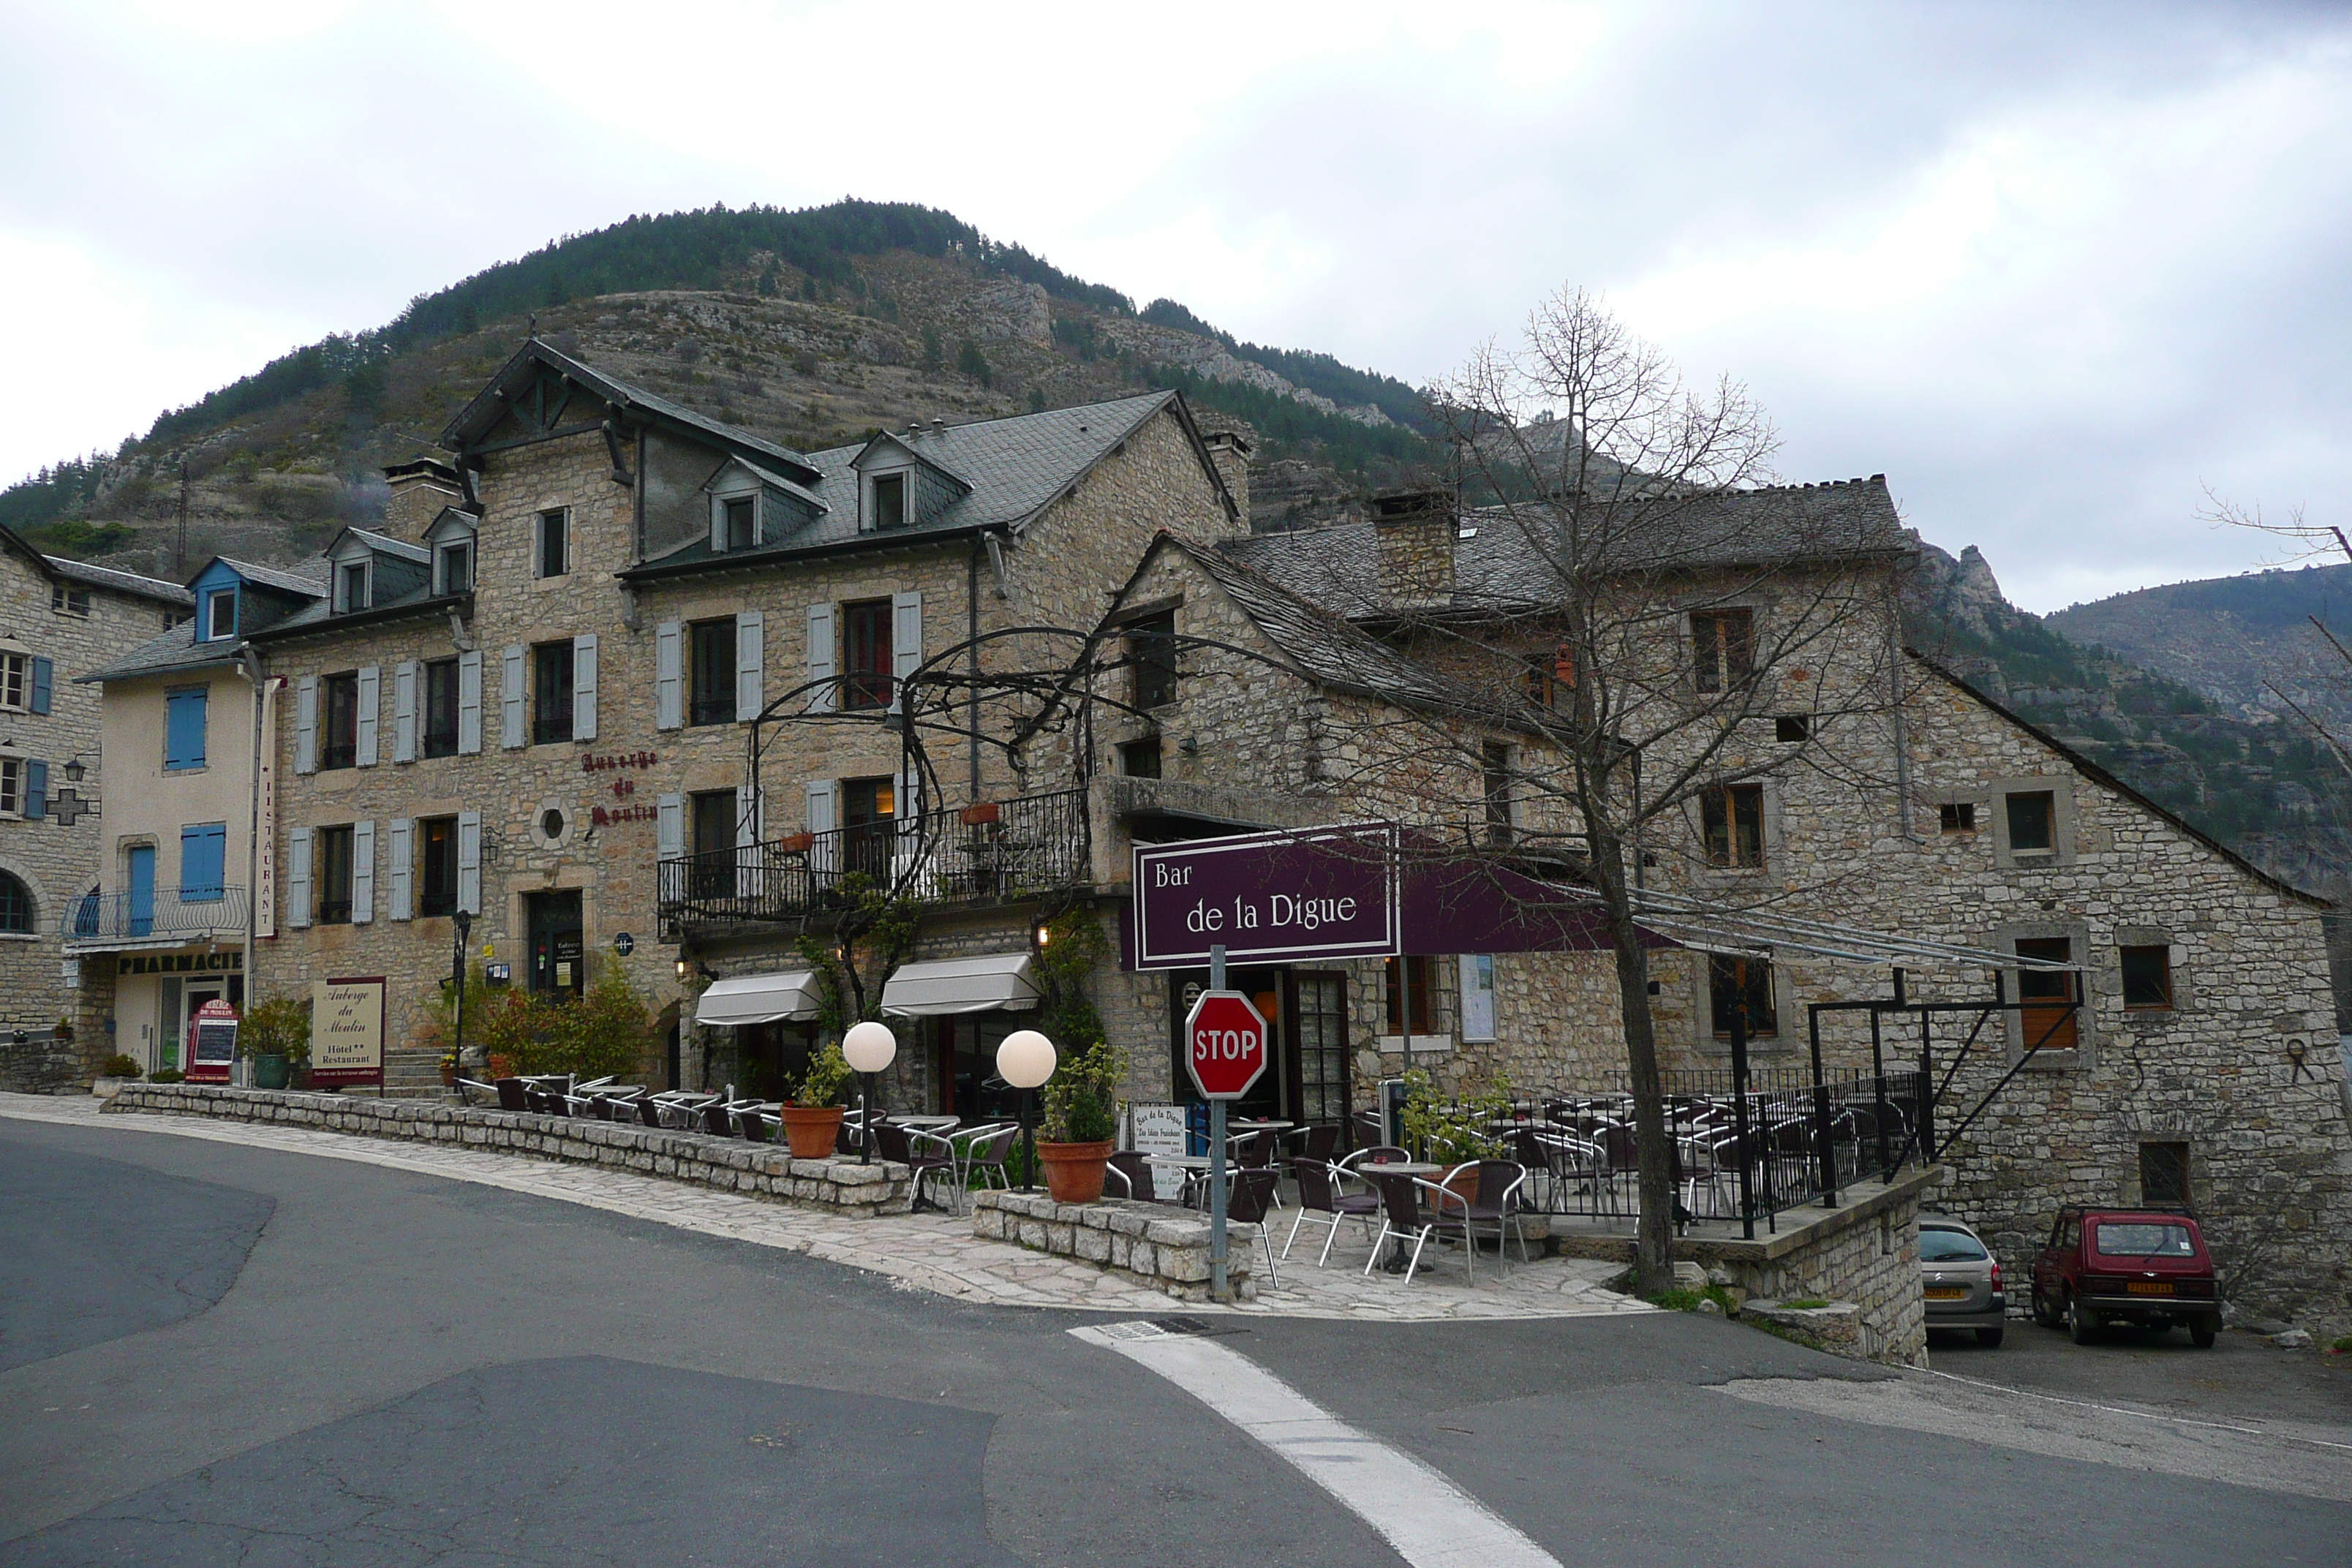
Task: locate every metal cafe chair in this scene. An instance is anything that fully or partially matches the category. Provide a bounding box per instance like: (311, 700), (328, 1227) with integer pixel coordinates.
(1285, 1158), (1382, 1266)
(1218, 1166), (1284, 1292)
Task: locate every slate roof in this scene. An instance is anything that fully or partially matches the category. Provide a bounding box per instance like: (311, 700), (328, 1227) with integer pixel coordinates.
(214, 556), (331, 598)
(626, 391), (1218, 580)
(1223, 475), (1911, 619)
(342, 527), (431, 565)
(44, 556), (192, 606)
(79, 623), (246, 684)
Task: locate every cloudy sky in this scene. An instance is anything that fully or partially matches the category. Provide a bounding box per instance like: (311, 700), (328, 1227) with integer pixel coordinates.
(1, 1), (2345, 611)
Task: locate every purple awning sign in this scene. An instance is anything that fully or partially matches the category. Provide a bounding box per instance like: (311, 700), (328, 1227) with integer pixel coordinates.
(1132, 823), (1400, 970)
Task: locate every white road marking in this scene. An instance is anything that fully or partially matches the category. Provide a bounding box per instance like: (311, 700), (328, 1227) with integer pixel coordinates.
(1071, 1321), (1562, 1568)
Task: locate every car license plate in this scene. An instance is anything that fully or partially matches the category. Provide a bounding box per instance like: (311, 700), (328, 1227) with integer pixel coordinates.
(1924, 1286), (1967, 1300)
(2127, 1281), (2174, 1295)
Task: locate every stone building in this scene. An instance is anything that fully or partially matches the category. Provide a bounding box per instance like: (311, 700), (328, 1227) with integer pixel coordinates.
(0, 529), (191, 1090)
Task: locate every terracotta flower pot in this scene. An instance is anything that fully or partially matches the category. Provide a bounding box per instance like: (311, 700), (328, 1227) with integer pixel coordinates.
(1440, 1164), (1481, 1208)
(779, 1105), (845, 1160)
(1036, 1139), (1114, 1204)
(487, 1054), (517, 1080)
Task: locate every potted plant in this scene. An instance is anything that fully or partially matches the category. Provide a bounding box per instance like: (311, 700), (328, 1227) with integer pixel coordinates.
(238, 996), (312, 1091)
(1400, 1070), (1512, 1202)
(438, 1051), (459, 1087)
(1037, 1040), (1121, 1203)
(778, 1040), (854, 1158)
(93, 1052), (141, 1099)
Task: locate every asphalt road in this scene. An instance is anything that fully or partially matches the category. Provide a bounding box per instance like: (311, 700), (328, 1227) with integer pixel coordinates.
(4, 1113), (2348, 1567)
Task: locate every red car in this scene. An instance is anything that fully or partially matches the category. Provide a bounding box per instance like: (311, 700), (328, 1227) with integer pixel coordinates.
(2030, 1205), (2220, 1347)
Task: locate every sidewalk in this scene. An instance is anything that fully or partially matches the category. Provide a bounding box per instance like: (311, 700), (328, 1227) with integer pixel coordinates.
(0, 1093), (1650, 1324)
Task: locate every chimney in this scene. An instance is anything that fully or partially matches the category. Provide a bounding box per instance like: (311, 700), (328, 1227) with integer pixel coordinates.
(1194, 417), (1254, 532)
(1370, 489), (1455, 611)
(382, 459), (464, 538)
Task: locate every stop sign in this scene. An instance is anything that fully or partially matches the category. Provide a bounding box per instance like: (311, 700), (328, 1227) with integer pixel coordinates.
(1184, 990), (1268, 1099)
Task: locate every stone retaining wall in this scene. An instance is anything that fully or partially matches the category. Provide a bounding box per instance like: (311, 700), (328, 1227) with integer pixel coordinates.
(972, 1191), (1258, 1303)
(102, 1084), (913, 1216)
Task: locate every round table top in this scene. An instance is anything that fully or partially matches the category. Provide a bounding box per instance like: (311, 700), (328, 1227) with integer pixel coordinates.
(1230, 1119), (1295, 1130)
(1362, 1161), (1445, 1177)
(1143, 1153), (1213, 1168)
(888, 1115), (961, 1129)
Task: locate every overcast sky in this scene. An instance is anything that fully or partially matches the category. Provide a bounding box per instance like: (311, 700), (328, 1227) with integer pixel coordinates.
(1, 1), (2345, 612)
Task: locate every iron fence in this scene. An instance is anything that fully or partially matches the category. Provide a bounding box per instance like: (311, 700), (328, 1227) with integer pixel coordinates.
(659, 788), (1090, 935)
(61, 886), (249, 943)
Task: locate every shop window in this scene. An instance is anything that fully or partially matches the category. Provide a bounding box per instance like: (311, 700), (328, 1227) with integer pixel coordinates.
(532, 641), (575, 744)
(2120, 943), (2174, 1010)
(690, 618), (738, 726)
(1691, 607), (1752, 693)
(320, 672), (359, 769)
(1702, 784), (1765, 869)
(315, 825), (355, 924)
(1384, 954), (1434, 1036)
(2016, 937), (2078, 1049)
(1295, 973), (1349, 1124)
(419, 816), (459, 917)
(842, 599), (893, 709)
(1709, 954), (1778, 1039)
(423, 657), (460, 758)
(2140, 1140), (2190, 1205)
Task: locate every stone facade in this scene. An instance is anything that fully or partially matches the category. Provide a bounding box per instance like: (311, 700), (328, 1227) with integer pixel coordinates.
(971, 1188), (1259, 1302)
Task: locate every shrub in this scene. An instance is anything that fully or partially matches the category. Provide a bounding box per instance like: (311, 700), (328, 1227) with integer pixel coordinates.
(150, 1068), (185, 1084)
(1399, 1069), (1512, 1164)
(238, 995), (311, 1063)
(99, 1053), (141, 1079)
(453, 961), (655, 1079)
(789, 1041), (854, 1109)
(1041, 1040), (1121, 1144)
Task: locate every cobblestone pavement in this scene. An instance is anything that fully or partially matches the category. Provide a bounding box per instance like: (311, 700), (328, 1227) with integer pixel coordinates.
(1, 1093), (1648, 1324)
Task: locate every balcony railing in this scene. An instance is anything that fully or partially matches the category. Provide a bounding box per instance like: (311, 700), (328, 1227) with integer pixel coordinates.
(64, 886), (250, 944)
(659, 788), (1089, 934)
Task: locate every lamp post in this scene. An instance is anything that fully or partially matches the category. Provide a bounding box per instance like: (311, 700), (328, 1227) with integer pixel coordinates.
(843, 1019), (897, 1166)
(996, 1028), (1057, 1191)
(451, 909), (473, 1082)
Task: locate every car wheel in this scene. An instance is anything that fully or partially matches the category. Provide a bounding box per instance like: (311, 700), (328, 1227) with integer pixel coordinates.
(2032, 1287), (2060, 1328)
(2068, 1292), (2099, 1345)
(2190, 1319), (2217, 1349)
(1978, 1325), (2005, 1349)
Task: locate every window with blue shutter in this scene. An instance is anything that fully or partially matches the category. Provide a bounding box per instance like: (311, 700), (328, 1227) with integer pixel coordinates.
(180, 823), (227, 902)
(29, 657), (52, 715)
(23, 760), (45, 821)
(165, 687), (208, 771)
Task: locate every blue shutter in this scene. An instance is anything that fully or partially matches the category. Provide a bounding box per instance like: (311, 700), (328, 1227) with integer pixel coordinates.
(128, 846), (156, 937)
(23, 760), (44, 820)
(29, 658), (52, 715)
(165, 690), (208, 771)
(180, 823), (226, 902)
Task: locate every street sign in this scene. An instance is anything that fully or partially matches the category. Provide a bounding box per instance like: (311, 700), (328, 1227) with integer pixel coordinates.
(1133, 823), (1399, 970)
(1184, 990), (1268, 1100)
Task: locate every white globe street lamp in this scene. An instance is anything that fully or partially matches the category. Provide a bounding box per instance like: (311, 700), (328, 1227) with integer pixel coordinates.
(995, 1029), (1058, 1191)
(843, 1020), (898, 1164)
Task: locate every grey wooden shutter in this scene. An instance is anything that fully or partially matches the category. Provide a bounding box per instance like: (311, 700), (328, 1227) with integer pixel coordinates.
(806, 778), (838, 873)
(295, 676), (319, 774)
(500, 644), (526, 749)
(891, 590), (922, 710)
(735, 610), (764, 721)
(288, 829), (313, 929)
(456, 810), (481, 913)
(351, 818), (375, 923)
(23, 760), (45, 821)
(387, 818), (413, 921)
(355, 666), (380, 767)
(657, 792), (683, 862)
(572, 633), (598, 742)
(456, 650), (483, 754)
(392, 660), (418, 763)
(655, 621), (682, 731)
(29, 657), (51, 715)
(805, 603), (835, 713)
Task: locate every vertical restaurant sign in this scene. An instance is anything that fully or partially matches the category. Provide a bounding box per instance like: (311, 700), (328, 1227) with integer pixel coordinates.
(1131, 823), (1399, 970)
(309, 976), (385, 1087)
(255, 675), (282, 938)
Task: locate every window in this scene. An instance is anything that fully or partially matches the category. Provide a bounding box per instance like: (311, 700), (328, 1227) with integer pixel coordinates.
(1130, 612), (1177, 709)
(0, 871), (30, 933)
(843, 776), (895, 876)
(1691, 608), (1753, 693)
(2016, 936), (2078, 1049)
(1295, 972), (1350, 1123)
(1709, 954), (1778, 1039)
(2093, 1221), (2195, 1259)
(0, 758), (23, 816)
(2140, 1141), (2191, 1205)
(1774, 715), (1810, 743)
(690, 618), (737, 726)
(532, 641), (575, 745)
(1482, 741), (1513, 844)
(1702, 784), (1765, 869)
(871, 472), (907, 531)
(165, 687), (208, 772)
(162, 610), (188, 630)
(179, 822), (227, 902)
(723, 495), (757, 551)
(537, 509), (570, 578)
(1940, 802), (1977, 833)
(842, 599), (894, 709)
(320, 672), (359, 769)
(418, 815), (459, 917)
(2121, 943), (2174, 1010)
(50, 584), (89, 617)
(1525, 644), (1575, 709)
(338, 560), (370, 613)
(315, 825), (355, 924)
(206, 589), (237, 641)
(1120, 737), (1162, 778)
(1384, 954), (1434, 1036)
(688, 791), (736, 900)
(2006, 790), (2055, 854)
(437, 540), (473, 596)
(0, 652), (26, 711)
(423, 657), (460, 758)
(1918, 1227), (1990, 1262)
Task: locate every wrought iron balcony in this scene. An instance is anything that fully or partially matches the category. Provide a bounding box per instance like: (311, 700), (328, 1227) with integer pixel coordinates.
(62, 886), (250, 945)
(659, 788), (1089, 935)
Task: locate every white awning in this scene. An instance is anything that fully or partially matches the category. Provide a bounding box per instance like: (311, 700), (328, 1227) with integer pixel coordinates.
(696, 971), (821, 1026)
(881, 953), (1041, 1017)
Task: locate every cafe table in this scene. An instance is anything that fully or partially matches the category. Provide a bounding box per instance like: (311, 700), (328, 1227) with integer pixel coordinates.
(1144, 1153), (1214, 1206)
(1360, 1162), (1447, 1272)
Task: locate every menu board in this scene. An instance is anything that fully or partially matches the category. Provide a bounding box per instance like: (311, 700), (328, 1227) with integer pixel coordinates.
(186, 999), (238, 1084)
(1127, 1101), (1189, 1159)
(310, 976), (386, 1089)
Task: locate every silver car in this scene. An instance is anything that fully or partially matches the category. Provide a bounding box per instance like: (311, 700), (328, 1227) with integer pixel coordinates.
(1921, 1216), (2005, 1347)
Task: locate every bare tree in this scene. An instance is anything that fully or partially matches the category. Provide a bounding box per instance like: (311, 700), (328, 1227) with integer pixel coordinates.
(1303, 287), (1912, 1293)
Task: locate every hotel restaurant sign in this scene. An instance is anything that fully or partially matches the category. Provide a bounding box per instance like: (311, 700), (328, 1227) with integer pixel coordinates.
(1131, 823), (1399, 970)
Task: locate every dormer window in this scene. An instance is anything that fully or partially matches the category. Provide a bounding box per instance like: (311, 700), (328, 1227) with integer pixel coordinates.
(436, 540), (473, 596)
(871, 472), (907, 531)
(723, 497), (756, 551)
(337, 560), (371, 614)
(204, 589), (237, 641)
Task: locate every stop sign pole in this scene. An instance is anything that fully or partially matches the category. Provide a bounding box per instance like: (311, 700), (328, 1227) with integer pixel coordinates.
(1188, 944), (1270, 1303)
